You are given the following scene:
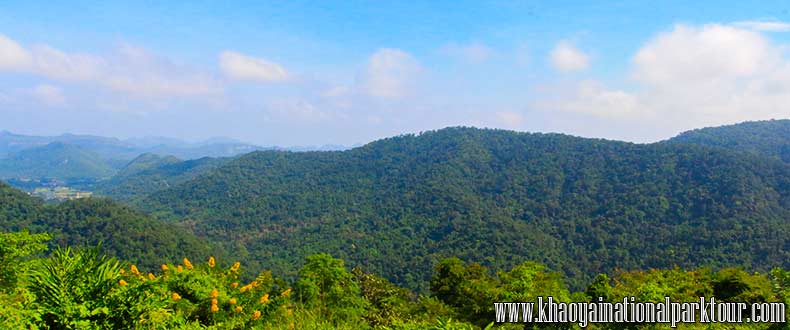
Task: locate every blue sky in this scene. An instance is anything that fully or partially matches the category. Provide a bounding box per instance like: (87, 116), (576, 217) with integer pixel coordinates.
(1, 1), (789, 146)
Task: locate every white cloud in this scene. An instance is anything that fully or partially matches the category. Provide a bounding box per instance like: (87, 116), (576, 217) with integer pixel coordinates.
(536, 80), (640, 118)
(31, 84), (66, 106)
(633, 24), (774, 85)
(440, 42), (494, 63)
(538, 24), (790, 136)
(31, 45), (106, 81)
(631, 24), (789, 123)
(320, 85), (353, 109)
(219, 51), (289, 82)
(359, 48), (422, 98)
(0, 34), (32, 70)
(550, 41), (589, 72)
(0, 34), (221, 100)
(733, 20), (790, 32)
(105, 44), (221, 97)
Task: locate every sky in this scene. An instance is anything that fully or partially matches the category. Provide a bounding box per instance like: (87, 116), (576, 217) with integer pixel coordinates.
(0, 1), (789, 146)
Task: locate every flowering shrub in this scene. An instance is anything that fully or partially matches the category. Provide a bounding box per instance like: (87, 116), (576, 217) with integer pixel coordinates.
(113, 256), (292, 328)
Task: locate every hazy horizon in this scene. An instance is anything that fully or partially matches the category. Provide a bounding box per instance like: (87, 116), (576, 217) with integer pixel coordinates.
(2, 1), (790, 146)
(4, 118), (787, 149)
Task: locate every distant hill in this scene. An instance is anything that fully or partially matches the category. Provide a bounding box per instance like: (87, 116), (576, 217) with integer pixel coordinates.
(0, 181), (217, 270)
(0, 131), (271, 162)
(0, 131), (138, 160)
(0, 131), (276, 186)
(0, 131), (346, 187)
(115, 153), (182, 178)
(95, 156), (230, 202)
(138, 122), (790, 291)
(667, 119), (789, 162)
(0, 142), (116, 180)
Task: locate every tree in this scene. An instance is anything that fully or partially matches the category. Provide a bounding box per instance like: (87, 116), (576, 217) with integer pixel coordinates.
(430, 258), (499, 327)
(28, 247), (122, 329)
(0, 230), (49, 290)
(296, 253), (368, 324)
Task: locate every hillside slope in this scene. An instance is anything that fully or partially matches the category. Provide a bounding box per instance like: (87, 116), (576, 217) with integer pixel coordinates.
(114, 153), (182, 178)
(140, 125), (790, 290)
(0, 142), (116, 180)
(0, 181), (216, 270)
(95, 156), (230, 202)
(667, 119), (789, 162)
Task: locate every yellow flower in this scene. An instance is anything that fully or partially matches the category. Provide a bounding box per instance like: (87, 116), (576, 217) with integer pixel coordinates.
(161, 264), (168, 272)
(119, 269), (126, 275)
(130, 265), (140, 276)
(252, 310), (262, 320)
(171, 293), (181, 301)
(259, 294), (270, 304)
(231, 261), (240, 272)
(231, 282), (239, 288)
(234, 306), (243, 313)
(183, 258), (193, 269)
(210, 304), (219, 313)
(148, 273), (156, 281)
(280, 288), (291, 297)
(208, 256), (216, 267)
(211, 298), (218, 305)
(177, 265), (183, 272)
(240, 284), (253, 293)
(119, 279), (127, 286)
(228, 298), (237, 305)
(210, 289), (219, 298)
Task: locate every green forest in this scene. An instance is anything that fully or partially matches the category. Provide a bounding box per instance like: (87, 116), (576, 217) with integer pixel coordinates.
(2, 229), (789, 329)
(0, 120), (788, 329)
(138, 121), (790, 291)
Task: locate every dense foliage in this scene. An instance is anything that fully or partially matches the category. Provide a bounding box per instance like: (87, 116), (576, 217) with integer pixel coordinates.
(0, 142), (116, 180)
(667, 119), (789, 162)
(136, 125), (789, 291)
(113, 153), (182, 179)
(94, 156), (229, 202)
(0, 182), (215, 271)
(0, 230), (788, 329)
(0, 120), (788, 327)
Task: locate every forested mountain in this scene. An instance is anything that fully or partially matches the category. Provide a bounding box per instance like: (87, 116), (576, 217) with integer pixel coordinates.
(0, 131), (269, 161)
(0, 131), (345, 189)
(0, 131), (136, 159)
(667, 119), (789, 162)
(0, 181), (215, 270)
(95, 156), (230, 202)
(138, 124), (790, 291)
(0, 142), (116, 180)
(114, 153), (182, 178)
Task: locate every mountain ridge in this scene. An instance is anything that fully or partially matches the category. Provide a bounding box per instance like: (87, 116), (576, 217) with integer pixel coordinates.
(137, 121), (790, 291)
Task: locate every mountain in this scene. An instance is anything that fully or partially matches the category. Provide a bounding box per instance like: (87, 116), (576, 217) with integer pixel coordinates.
(667, 119), (790, 162)
(0, 131), (271, 162)
(0, 181), (216, 270)
(138, 123), (790, 291)
(0, 131), (271, 187)
(94, 156), (230, 202)
(0, 131), (138, 161)
(0, 131), (353, 190)
(0, 142), (116, 180)
(114, 153), (182, 178)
